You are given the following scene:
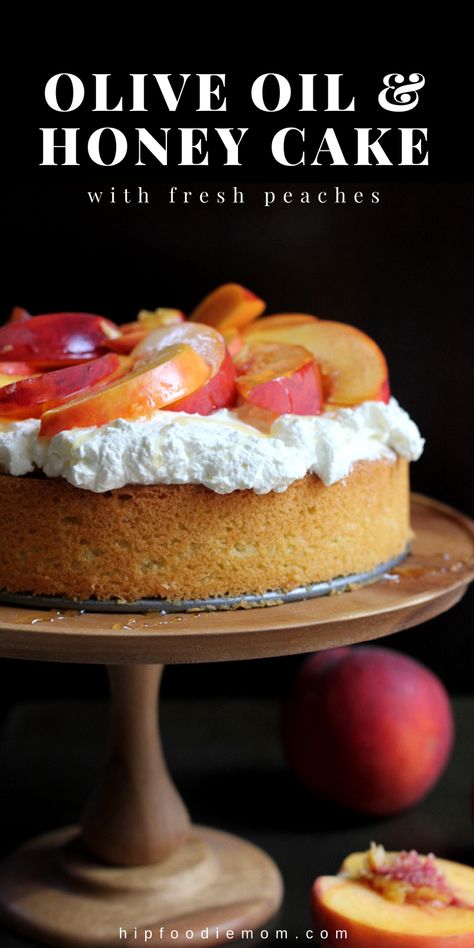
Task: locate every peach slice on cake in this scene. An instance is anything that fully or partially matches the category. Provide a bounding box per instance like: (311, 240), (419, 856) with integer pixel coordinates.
(0, 362), (37, 376)
(133, 322), (235, 413)
(40, 344), (210, 437)
(7, 306), (31, 324)
(133, 321), (226, 376)
(0, 362), (38, 388)
(136, 307), (185, 327)
(0, 353), (128, 420)
(251, 313), (319, 331)
(221, 326), (244, 357)
(105, 331), (148, 355)
(244, 317), (388, 407)
(0, 312), (120, 368)
(168, 350), (237, 415)
(105, 308), (185, 354)
(190, 283), (266, 331)
(312, 844), (474, 947)
(235, 341), (323, 415)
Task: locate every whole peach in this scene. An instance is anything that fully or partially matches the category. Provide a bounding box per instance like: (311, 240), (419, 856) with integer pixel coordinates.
(281, 646), (454, 816)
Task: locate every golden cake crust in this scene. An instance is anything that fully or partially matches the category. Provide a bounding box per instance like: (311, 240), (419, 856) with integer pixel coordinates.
(0, 458), (410, 601)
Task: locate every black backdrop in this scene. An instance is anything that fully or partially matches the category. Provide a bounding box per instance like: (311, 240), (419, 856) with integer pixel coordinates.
(1, 53), (473, 713)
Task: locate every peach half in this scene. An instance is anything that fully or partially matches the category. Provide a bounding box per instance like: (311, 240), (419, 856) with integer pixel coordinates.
(312, 846), (474, 947)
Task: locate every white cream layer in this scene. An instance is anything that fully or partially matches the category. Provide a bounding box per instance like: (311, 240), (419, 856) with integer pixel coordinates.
(0, 399), (424, 494)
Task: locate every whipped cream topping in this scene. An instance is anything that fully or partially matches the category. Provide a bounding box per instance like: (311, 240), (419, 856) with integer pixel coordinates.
(0, 398), (424, 494)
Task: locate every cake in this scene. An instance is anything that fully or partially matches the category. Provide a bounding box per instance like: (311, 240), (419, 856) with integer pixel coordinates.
(0, 285), (424, 604)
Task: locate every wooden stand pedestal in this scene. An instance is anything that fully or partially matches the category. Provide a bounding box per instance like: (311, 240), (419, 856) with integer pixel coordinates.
(0, 666), (282, 946)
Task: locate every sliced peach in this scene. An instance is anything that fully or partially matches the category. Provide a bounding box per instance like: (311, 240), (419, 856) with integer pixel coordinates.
(235, 341), (323, 415)
(137, 307), (185, 326)
(40, 344), (210, 437)
(0, 362), (37, 377)
(107, 309), (186, 353)
(133, 322), (226, 377)
(0, 312), (120, 368)
(0, 362), (39, 388)
(0, 374), (31, 388)
(7, 306), (31, 323)
(377, 378), (391, 404)
(190, 283), (265, 331)
(250, 313), (318, 330)
(105, 330), (146, 354)
(0, 354), (128, 420)
(221, 326), (244, 358)
(0, 362), (37, 385)
(168, 350), (236, 415)
(312, 849), (474, 947)
(244, 319), (388, 406)
(119, 322), (147, 335)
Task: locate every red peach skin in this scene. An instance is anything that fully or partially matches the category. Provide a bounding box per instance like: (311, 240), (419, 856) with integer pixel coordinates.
(244, 318), (389, 406)
(235, 341), (323, 415)
(281, 647), (454, 815)
(0, 362), (37, 376)
(168, 350), (237, 414)
(0, 354), (128, 419)
(40, 344), (210, 436)
(0, 312), (120, 368)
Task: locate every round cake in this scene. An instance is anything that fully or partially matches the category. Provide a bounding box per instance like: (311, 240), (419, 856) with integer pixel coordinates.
(0, 459), (409, 601)
(0, 286), (424, 605)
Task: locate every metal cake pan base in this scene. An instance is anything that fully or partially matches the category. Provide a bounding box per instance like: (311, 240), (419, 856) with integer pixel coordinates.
(0, 548), (408, 613)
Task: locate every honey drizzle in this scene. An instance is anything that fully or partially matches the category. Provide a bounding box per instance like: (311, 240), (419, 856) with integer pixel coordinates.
(384, 550), (473, 583)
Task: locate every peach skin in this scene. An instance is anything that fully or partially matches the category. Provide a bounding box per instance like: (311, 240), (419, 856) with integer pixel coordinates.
(244, 317), (388, 406)
(0, 354), (128, 419)
(168, 349), (236, 415)
(0, 312), (120, 368)
(132, 321), (226, 377)
(106, 309), (186, 354)
(40, 344), (210, 436)
(281, 647), (454, 816)
(235, 341), (323, 415)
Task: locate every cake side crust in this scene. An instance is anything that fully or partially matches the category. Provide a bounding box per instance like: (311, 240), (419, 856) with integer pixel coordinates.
(0, 459), (410, 600)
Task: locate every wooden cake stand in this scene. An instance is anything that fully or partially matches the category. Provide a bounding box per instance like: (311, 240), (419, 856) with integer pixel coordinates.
(0, 494), (472, 948)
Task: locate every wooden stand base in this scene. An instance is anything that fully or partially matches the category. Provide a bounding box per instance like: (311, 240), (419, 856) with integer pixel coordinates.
(0, 824), (283, 947)
(0, 665), (284, 946)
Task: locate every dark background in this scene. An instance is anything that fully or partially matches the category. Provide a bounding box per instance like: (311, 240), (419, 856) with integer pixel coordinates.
(1, 56), (473, 715)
